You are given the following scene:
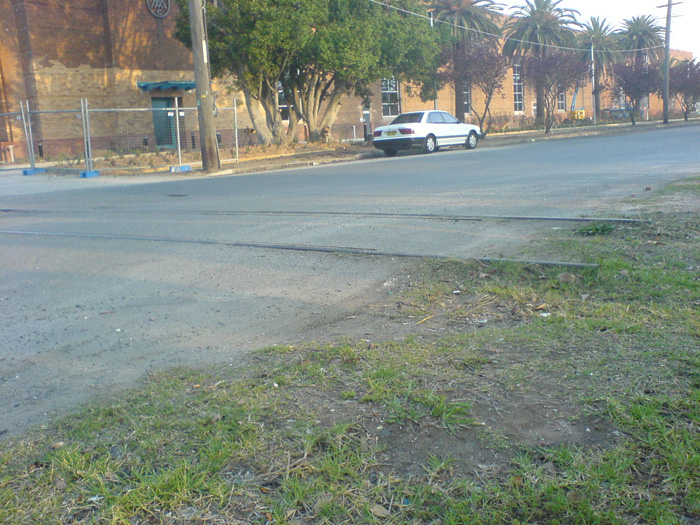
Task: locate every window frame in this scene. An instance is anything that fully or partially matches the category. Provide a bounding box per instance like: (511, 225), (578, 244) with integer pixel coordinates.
(463, 80), (472, 115)
(557, 89), (567, 112)
(513, 64), (524, 113)
(381, 78), (401, 118)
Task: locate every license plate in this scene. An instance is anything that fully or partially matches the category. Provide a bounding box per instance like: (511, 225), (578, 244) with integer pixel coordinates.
(386, 131), (397, 136)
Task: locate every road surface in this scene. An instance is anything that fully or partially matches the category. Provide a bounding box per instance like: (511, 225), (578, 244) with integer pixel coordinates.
(1, 123), (699, 437)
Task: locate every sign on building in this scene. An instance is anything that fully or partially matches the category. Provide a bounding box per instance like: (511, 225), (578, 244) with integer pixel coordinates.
(146, 0), (171, 18)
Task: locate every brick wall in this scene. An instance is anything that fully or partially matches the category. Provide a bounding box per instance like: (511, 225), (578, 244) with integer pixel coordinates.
(0, 1), (28, 153)
(0, 0), (206, 157)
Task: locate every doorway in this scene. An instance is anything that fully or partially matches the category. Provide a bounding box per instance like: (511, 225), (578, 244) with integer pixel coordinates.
(151, 97), (184, 149)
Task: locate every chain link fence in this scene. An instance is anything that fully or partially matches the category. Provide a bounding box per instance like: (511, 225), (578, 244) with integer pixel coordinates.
(0, 99), (248, 174)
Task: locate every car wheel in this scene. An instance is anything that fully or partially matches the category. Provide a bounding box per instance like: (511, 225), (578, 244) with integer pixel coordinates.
(384, 149), (397, 157)
(423, 135), (437, 154)
(465, 131), (478, 150)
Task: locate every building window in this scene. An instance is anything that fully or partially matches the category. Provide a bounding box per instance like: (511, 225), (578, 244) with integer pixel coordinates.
(463, 80), (471, 115)
(558, 89), (566, 111)
(513, 64), (524, 113)
(382, 78), (400, 117)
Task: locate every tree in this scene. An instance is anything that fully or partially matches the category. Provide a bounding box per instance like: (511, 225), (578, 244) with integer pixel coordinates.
(523, 51), (588, 133)
(669, 59), (700, 121)
(430, 0), (503, 41)
(611, 61), (662, 125)
(578, 17), (620, 120)
(617, 15), (664, 68)
(175, 0), (320, 144)
(429, 0), (503, 120)
(176, 0), (445, 143)
(452, 41), (510, 133)
(285, 0), (446, 141)
(503, 0), (580, 126)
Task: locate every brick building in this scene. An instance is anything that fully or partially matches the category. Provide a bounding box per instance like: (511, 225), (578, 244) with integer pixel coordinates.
(0, 0), (695, 162)
(0, 0), (210, 159)
(361, 48), (694, 138)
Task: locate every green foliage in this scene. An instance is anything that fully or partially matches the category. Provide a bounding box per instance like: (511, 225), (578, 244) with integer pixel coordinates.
(175, 0), (447, 142)
(430, 0), (503, 43)
(617, 14), (664, 65)
(669, 59), (700, 121)
(576, 222), (615, 236)
(503, 0), (581, 57)
(612, 61), (663, 124)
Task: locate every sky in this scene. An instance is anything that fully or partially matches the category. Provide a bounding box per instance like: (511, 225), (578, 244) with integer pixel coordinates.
(500, 0), (699, 58)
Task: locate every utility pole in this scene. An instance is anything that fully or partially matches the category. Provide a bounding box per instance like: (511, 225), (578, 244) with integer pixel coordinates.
(188, 0), (220, 172)
(662, 0), (673, 124)
(591, 44), (597, 125)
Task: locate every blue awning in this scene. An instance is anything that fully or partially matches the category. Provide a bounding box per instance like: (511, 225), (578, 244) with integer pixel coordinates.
(137, 81), (196, 92)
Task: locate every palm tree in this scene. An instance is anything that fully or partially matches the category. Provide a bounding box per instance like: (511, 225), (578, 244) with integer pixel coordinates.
(430, 0), (503, 43)
(578, 17), (620, 120)
(614, 15), (664, 122)
(503, 0), (579, 56)
(502, 0), (580, 124)
(617, 15), (664, 68)
(429, 0), (504, 119)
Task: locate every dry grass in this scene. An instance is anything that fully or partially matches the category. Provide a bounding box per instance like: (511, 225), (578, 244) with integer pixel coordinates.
(2, 191), (700, 523)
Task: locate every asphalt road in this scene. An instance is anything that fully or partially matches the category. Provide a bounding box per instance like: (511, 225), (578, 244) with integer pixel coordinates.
(2, 123), (699, 437)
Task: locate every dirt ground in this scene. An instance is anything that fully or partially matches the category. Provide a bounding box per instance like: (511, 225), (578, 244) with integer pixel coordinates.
(238, 182), (700, 480)
(87, 142), (383, 177)
(5, 135), (699, 485)
(243, 274), (621, 480)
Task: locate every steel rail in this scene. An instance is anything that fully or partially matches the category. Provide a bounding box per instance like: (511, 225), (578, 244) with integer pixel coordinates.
(0, 208), (647, 224)
(0, 229), (599, 268)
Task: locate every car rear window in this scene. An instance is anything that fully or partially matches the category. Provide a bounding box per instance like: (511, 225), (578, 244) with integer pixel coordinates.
(441, 112), (460, 124)
(428, 112), (446, 123)
(390, 112), (424, 125)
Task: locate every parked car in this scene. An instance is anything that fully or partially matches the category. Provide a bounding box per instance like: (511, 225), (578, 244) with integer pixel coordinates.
(372, 110), (482, 157)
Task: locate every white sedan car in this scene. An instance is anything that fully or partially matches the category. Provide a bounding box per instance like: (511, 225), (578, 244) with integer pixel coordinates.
(373, 110), (482, 157)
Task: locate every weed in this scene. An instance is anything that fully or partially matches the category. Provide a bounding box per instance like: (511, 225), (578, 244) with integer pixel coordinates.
(414, 391), (475, 432)
(576, 222), (615, 236)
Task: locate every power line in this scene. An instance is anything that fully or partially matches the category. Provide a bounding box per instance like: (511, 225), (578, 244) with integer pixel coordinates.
(365, 0), (665, 55)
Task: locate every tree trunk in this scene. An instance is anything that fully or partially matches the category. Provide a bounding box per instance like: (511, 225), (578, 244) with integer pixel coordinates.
(535, 82), (545, 126)
(593, 69), (602, 120)
(240, 83), (274, 144)
(317, 85), (347, 141)
(303, 75), (347, 142)
(543, 92), (555, 134)
(629, 100), (638, 125)
(473, 90), (494, 134)
(259, 81), (287, 142)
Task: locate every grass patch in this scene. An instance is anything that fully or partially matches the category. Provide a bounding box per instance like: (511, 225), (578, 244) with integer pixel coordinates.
(575, 221), (616, 236)
(1, 201), (700, 522)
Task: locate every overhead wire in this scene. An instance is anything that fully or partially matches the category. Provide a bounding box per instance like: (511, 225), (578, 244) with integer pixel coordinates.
(365, 0), (665, 55)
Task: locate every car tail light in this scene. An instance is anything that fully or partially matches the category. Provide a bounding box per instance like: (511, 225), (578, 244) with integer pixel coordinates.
(398, 128), (415, 135)
(373, 130), (382, 137)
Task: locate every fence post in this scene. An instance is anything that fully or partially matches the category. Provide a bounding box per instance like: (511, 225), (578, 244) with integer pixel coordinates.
(80, 98), (98, 177)
(19, 102), (31, 167)
(234, 96), (239, 164)
(167, 99), (191, 173)
(20, 101), (45, 175)
(174, 97), (182, 167)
